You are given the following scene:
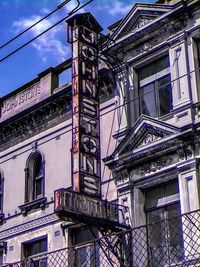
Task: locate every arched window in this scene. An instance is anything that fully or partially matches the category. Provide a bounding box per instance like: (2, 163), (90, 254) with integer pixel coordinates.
(25, 152), (44, 203)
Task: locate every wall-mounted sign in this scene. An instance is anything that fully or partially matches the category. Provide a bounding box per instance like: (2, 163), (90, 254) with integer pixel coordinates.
(67, 13), (102, 197)
(0, 72), (55, 123)
(54, 189), (119, 224)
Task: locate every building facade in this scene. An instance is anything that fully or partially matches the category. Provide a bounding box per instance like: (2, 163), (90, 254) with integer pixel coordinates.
(0, 0), (200, 266)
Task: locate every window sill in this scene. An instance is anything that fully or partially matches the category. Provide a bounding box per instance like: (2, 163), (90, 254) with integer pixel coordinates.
(19, 197), (47, 216)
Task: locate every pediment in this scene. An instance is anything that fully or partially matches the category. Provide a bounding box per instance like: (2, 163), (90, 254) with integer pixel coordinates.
(109, 115), (180, 159)
(109, 3), (172, 42)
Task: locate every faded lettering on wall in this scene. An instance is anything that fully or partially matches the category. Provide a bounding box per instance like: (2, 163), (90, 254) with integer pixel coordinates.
(2, 82), (41, 114)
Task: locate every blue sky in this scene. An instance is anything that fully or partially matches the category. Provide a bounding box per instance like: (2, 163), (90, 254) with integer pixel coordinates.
(0, 0), (155, 97)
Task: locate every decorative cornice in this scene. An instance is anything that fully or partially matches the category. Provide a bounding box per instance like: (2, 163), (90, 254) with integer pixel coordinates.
(0, 213), (59, 241)
(133, 154), (176, 178)
(105, 5), (192, 63)
(0, 91), (71, 152)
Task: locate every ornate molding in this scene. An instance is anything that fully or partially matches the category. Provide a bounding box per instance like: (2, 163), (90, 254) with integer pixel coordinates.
(131, 154), (178, 179)
(135, 156), (175, 177)
(0, 92), (71, 151)
(0, 213), (59, 241)
(177, 145), (195, 162)
(122, 126), (169, 154)
(111, 10), (188, 62)
(113, 168), (129, 184)
(138, 133), (162, 147)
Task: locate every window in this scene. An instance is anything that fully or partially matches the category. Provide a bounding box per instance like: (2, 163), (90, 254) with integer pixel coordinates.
(197, 40), (200, 71)
(0, 244), (4, 267)
(138, 56), (172, 117)
(71, 226), (99, 267)
(0, 242), (7, 266)
(22, 237), (47, 267)
(19, 152), (46, 215)
(25, 152), (44, 203)
(145, 181), (183, 266)
(0, 171), (3, 214)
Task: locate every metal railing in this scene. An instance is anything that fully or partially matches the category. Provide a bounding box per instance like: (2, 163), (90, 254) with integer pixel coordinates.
(3, 209), (200, 267)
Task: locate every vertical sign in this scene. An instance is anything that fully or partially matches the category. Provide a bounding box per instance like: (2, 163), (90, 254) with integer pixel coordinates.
(67, 14), (102, 197)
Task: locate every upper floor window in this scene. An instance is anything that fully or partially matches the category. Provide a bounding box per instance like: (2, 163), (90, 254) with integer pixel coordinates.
(138, 56), (172, 118)
(25, 152), (44, 203)
(197, 40), (200, 68)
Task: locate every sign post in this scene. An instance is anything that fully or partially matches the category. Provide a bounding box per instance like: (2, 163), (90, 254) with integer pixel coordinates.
(67, 13), (102, 197)
(54, 14), (129, 229)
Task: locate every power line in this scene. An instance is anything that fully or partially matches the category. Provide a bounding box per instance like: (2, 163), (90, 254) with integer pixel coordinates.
(0, 0), (72, 50)
(0, 0), (93, 63)
(0, 68), (196, 165)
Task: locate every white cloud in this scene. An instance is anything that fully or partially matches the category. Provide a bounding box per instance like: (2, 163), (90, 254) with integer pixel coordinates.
(12, 15), (70, 62)
(41, 8), (51, 15)
(97, 0), (132, 16)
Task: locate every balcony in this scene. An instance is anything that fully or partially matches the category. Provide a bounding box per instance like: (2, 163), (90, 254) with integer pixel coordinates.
(2, 209), (200, 267)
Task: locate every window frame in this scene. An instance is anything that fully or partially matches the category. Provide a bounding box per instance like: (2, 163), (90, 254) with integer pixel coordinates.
(69, 226), (99, 267)
(0, 171), (4, 214)
(22, 236), (47, 266)
(19, 152), (46, 215)
(138, 56), (172, 118)
(0, 171), (5, 223)
(25, 151), (45, 203)
(144, 180), (183, 266)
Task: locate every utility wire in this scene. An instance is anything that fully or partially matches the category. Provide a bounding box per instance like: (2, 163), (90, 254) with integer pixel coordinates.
(0, 0), (92, 63)
(0, 0), (72, 50)
(0, 68), (196, 166)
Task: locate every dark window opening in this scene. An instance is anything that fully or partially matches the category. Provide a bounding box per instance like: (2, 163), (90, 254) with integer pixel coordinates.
(22, 237), (47, 266)
(145, 181), (183, 266)
(138, 56), (172, 117)
(197, 40), (200, 77)
(71, 226), (99, 267)
(25, 152), (44, 203)
(0, 242), (6, 267)
(0, 173), (3, 213)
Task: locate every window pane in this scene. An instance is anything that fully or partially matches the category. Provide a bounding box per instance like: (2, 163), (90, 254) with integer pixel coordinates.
(34, 155), (43, 179)
(0, 175), (2, 192)
(139, 56), (170, 81)
(35, 179), (42, 198)
(0, 251), (3, 266)
(71, 227), (98, 267)
(140, 83), (157, 117)
(155, 56), (170, 73)
(24, 238), (47, 257)
(0, 195), (3, 211)
(31, 153), (44, 201)
(157, 75), (172, 116)
(197, 40), (200, 64)
(139, 64), (156, 81)
(146, 187), (164, 210)
(165, 181), (179, 196)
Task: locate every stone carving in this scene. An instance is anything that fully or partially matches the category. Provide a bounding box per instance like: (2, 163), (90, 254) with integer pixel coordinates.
(178, 145), (194, 161)
(113, 168), (129, 184)
(139, 133), (162, 147)
(136, 156), (174, 176)
(128, 17), (153, 34)
(0, 214), (59, 241)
